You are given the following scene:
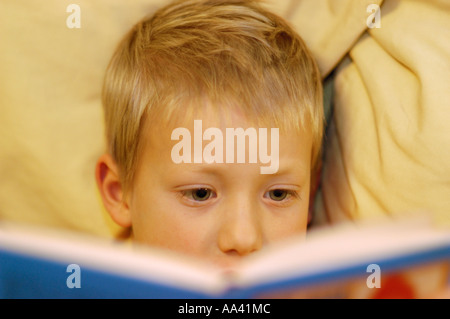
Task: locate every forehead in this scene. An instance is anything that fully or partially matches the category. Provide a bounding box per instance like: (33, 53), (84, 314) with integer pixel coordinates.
(145, 97), (308, 135)
(137, 103), (313, 174)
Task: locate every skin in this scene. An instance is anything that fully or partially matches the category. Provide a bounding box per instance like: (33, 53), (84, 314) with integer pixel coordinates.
(96, 106), (313, 268)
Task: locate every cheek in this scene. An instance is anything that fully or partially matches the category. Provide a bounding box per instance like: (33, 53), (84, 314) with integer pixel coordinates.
(265, 207), (309, 241)
(130, 193), (212, 255)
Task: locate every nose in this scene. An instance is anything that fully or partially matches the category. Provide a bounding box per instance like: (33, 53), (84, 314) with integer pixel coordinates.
(217, 197), (263, 257)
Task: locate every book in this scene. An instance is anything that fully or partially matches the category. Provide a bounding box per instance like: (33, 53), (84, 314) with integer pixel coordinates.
(0, 217), (449, 299)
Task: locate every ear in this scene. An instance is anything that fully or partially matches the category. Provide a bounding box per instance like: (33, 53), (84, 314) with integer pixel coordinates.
(95, 153), (132, 228)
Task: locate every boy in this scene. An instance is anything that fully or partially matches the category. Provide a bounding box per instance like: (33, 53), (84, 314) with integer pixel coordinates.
(95, 0), (323, 268)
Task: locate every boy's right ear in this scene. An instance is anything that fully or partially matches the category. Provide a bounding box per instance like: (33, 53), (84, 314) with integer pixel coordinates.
(95, 153), (132, 228)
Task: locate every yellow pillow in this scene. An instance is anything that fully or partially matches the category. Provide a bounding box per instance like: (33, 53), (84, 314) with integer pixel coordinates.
(293, 0), (450, 227)
(0, 0), (293, 238)
(0, 0), (173, 237)
(1, 0), (448, 241)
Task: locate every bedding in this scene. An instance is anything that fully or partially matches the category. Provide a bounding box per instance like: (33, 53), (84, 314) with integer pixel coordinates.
(0, 0), (448, 240)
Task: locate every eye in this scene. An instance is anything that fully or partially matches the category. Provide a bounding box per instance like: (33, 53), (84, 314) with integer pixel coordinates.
(267, 189), (288, 201)
(264, 188), (299, 203)
(184, 188), (214, 201)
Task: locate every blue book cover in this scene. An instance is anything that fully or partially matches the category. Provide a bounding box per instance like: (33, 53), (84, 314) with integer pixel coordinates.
(0, 218), (449, 299)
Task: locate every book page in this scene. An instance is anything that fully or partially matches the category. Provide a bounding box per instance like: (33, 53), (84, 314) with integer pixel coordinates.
(231, 217), (450, 298)
(0, 222), (227, 297)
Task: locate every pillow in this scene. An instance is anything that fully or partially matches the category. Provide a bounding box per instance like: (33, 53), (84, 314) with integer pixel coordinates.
(287, 0), (450, 227)
(0, 0), (171, 237)
(0, 0), (292, 238)
(1, 0), (447, 241)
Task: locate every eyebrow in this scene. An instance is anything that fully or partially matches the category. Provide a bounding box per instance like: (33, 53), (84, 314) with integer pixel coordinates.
(261, 167), (308, 186)
(177, 163), (308, 182)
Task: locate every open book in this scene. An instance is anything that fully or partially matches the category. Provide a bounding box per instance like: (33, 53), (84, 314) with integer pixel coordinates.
(0, 217), (448, 299)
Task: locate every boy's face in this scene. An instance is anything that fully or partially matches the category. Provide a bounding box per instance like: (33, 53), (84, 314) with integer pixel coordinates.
(103, 106), (313, 268)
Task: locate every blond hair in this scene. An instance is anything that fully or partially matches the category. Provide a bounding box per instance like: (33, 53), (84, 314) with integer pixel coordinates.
(102, 0), (324, 192)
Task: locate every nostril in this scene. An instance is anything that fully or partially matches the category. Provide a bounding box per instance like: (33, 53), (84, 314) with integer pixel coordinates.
(224, 246), (259, 257)
(224, 249), (240, 257)
(217, 215), (263, 257)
